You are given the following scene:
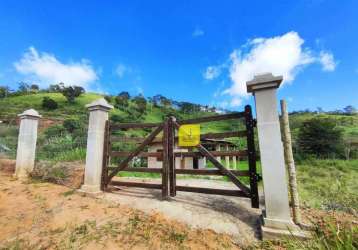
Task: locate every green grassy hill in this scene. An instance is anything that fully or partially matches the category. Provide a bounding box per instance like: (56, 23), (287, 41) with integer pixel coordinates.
(1, 92), (357, 161)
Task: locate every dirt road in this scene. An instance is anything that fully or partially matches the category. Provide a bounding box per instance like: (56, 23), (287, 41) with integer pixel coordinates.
(0, 171), (245, 249)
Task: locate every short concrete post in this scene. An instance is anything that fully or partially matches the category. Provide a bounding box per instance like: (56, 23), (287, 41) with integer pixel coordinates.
(232, 155), (237, 169)
(215, 144), (221, 162)
(247, 74), (303, 238)
(80, 98), (113, 194)
(225, 145), (230, 167)
(14, 109), (41, 179)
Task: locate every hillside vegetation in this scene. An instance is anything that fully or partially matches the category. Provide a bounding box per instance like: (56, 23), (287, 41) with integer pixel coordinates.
(1, 90), (357, 249)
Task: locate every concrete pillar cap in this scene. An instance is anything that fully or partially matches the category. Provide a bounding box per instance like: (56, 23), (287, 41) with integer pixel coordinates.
(246, 73), (283, 93)
(18, 109), (42, 119)
(85, 98), (114, 111)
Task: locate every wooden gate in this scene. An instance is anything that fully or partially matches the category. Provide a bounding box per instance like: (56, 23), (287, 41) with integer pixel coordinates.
(101, 105), (260, 208)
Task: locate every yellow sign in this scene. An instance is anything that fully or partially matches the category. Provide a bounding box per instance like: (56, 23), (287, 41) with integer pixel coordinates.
(178, 124), (200, 147)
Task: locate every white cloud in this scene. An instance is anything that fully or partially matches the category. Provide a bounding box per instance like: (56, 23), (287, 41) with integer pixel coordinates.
(218, 31), (337, 106)
(203, 65), (221, 80)
(319, 51), (336, 71)
(14, 47), (97, 88)
(192, 27), (204, 37)
(115, 64), (131, 78)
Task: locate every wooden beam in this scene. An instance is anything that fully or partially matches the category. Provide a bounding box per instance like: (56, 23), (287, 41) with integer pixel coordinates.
(107, 167), (162, 173)
(110, 122), (162, 129)
(111, 130), (247, 144)
(110, 181), (162, 189)
(110, 150), (246, 158)
(172, 120), (250, 196)
(168, 117), (176, 197)
(176, 186), (249, 197)
(177, 112), (245, 124)
(175, 169), (250, 176)
(200, 130), (247, 139)
(162, 119), (169, 199)
(108, 124), (164, 180)
(110, 151), (162, 157)
(245, 105), (259, 208)
(174, 151), (247, 157)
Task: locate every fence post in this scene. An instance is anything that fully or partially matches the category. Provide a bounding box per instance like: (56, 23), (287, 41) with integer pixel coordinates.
(280, 99), (302, 225)
(246, 73), (305, 238)
(80, 98), (113, 194)
(14, 109), (41, 179)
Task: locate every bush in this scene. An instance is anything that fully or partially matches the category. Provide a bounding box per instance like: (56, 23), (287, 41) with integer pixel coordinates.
(44, 124), (67, 138)
(42, 97), (58, 110)
(63, 119), (81, 133)
(62, 86), (85, 103)
(297, 118), (343, 158)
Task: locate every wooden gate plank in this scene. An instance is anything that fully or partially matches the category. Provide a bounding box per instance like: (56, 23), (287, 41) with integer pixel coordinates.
(245, 105), (259, 208)
(162, 120), (169, 199)
(176, 186), (249, 197)
(172, 120), (250, 196)
(101, 120), (110, 190)
(108, 124), (164, 180)
(197, 144), (251, 195)
(168, 117), (176, 197)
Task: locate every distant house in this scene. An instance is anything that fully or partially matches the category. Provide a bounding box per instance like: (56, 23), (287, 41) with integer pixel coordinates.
(147, 139), (238, 169)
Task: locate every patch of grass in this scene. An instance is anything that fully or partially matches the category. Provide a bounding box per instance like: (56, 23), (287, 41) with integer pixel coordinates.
(167, 230), (187, 244)
(61, 189), (76, 197)
(297, 159), (358, 214)
(51, 147), (86, 162)
(257, 216), (358, 250)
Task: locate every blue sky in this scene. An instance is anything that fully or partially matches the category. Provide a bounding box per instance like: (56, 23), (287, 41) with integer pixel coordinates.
(0, 0), (357, 111)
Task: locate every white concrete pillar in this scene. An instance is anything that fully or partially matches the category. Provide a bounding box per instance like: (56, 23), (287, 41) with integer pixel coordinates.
(232, 155), (237, 169)
(15, 109), (41, 179)
(247, 73), (300, 235)
(81, 98), (113, 194)
(198, 157), (206, 168)
(215, 144), (221, 162)
(225, 145), (230, 168)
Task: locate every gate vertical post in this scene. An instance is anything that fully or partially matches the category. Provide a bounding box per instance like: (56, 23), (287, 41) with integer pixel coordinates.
(162, 119), (170, 199)
(14, 109), (41, 179)
(168, 116), (176, 196)
(101, 120), (110, 191)
(247, 73), (303, 238)
(244, 105), (259, 208)
(80, 98), (113, 194)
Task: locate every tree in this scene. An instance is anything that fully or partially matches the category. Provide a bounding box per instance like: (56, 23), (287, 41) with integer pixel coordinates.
(0, 86), (11, 98)
(49, 82), (65, 92)
(343, 105), (356, 115)
(115, 91), (130, 108)
(133, 95), (147, 115)
(178, 101), (201, 114)
(297, 118), (343, 158)
(30, 84), (39, 92)
(62, 86), (85, 103)
(42, 97), (58, 110)
(63, 118), (81, 133)
(343, 132), (358, 160)
(18, 82), (30, 93)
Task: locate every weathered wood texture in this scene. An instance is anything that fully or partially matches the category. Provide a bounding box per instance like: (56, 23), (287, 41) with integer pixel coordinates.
(245, 105), (259, 208)
(108, 124), (163, 180)
(110, 150), (247, 158)
(176, 186), (249, 197)
(280, 99), (301, 224)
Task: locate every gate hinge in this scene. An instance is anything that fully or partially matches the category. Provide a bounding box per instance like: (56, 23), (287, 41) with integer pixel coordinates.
(253, 119), (257, 127)
(256, 174), (262, 182)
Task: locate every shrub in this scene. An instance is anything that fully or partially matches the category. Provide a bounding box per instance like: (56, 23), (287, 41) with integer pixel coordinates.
(42, 97), (58, 110)
(63, 119), (81, 133)
(62, 86), (85, 103)
(44, 124), (67, 138)
(297, 118), (343, 158)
